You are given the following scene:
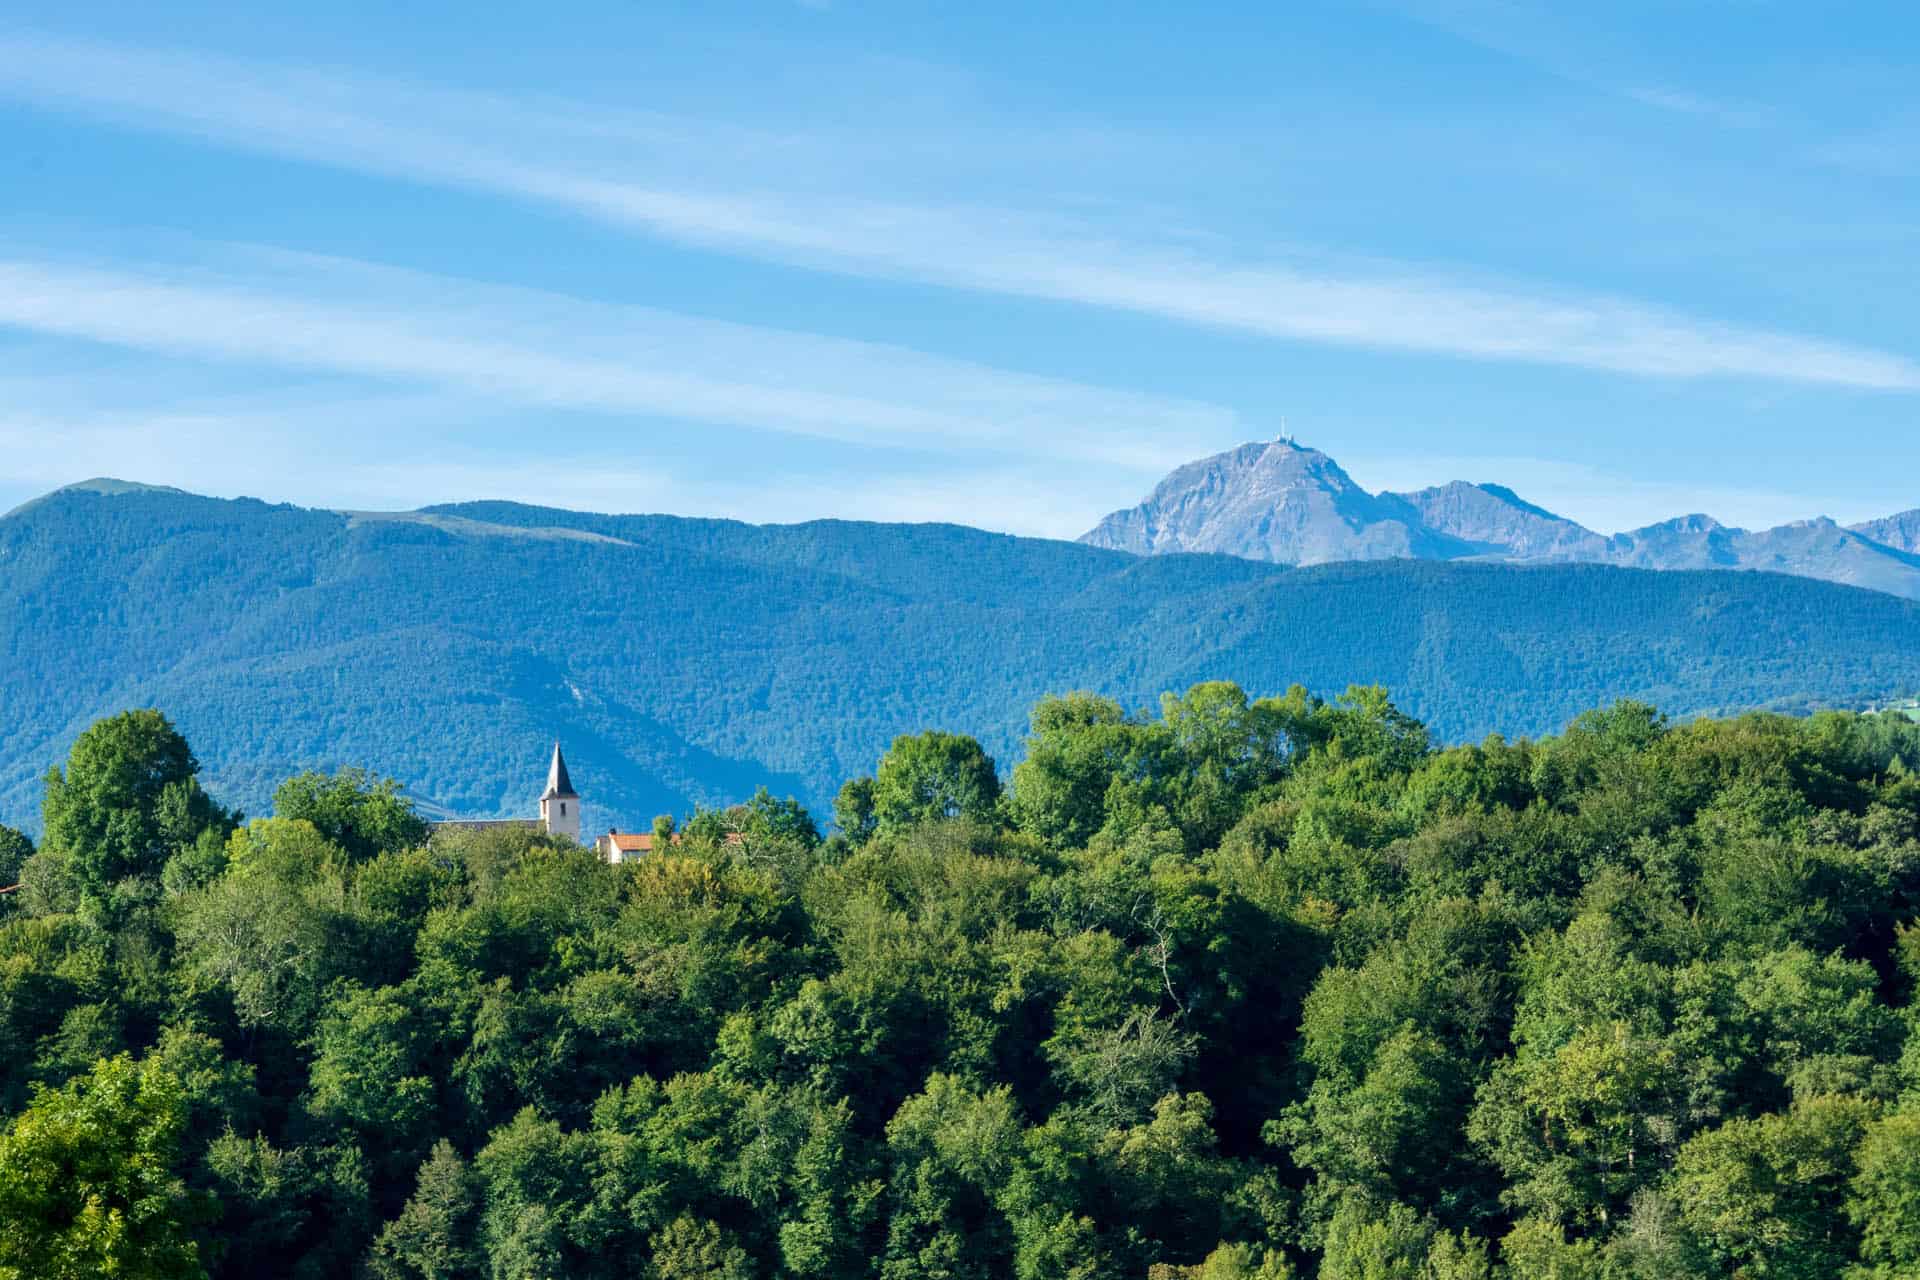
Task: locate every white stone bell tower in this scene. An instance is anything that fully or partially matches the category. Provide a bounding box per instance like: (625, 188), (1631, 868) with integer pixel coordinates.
(539, 742), (581, 842)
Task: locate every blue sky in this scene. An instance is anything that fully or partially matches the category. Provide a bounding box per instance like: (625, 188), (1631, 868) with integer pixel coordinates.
(1, 1), (1917, 536)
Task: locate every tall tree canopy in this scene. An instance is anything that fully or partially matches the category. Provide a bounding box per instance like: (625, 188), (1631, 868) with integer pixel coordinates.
(271, 769), (430, 864)
(40, 710), (232, 898)
(0, 1053), (210, 1280)
(0, 687), (1917, 1278)
(866, 731), (1002, 834)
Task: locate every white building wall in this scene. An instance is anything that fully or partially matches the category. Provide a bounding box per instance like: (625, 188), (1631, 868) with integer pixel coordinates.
(541, 794), (582, 843)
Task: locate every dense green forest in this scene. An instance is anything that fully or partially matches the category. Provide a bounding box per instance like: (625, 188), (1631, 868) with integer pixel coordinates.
(4, 683), (1919, 1279)
(8, 482), (1920, 831)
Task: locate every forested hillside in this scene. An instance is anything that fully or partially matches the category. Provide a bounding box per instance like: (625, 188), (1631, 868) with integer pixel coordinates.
(6, 482), (1920, 834)
(2, 688), (1918, 1278)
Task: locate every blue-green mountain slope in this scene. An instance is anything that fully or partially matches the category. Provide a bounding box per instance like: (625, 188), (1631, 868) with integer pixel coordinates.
(4, 482), (1920, 834)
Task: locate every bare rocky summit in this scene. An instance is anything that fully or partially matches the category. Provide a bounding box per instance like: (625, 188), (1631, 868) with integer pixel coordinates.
(1081, 440), (1470, 564)
(1384, 480), (1609, 561)
(1083, 438), (1920, 600)
(1852, 508), (1920, 556)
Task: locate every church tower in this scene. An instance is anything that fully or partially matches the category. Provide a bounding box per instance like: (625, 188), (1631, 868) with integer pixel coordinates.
(539, 743), (581, 842)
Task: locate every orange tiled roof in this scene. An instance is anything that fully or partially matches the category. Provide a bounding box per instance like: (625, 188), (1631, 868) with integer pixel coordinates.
(601, 830), (745, 853)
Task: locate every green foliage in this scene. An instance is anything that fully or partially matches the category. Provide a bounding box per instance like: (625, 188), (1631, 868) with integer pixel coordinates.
(1668, 1094), (1873, 1279)
(1846, 1110), (1920, 1276)
(271, 768), (430, 863)
(869, 731), (1003, 833)
(366, 1141), (483, 1280)
(1471, 1021), (1687, 1225)
(0, 690), (1917, 1276)
(1498, 1217), (1605, 1280)
(1009, 692), (1150, 850)
(0, 822), (30, 888)
(12, 485), (1920, 834)
(41, 710), (233, 901)
(834, 777), (878, 845)
(0, 1053), (211, 1280)
(175, 820), (356, 1033)
(1317, 1192), (1433, 1280)
(1154, 1240), (1298, 1279)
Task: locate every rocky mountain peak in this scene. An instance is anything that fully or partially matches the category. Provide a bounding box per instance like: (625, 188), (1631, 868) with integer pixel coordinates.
(1642, 514), (1730, 535)
(1851, 508), (1920, 555)
(1081, 439), (1920, 600)
(1080, 437), (1461, 565)
(1385, 478), (1605, 560)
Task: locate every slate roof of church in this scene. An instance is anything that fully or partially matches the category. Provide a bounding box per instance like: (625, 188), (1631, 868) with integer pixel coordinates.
(542, 743), (578, 799)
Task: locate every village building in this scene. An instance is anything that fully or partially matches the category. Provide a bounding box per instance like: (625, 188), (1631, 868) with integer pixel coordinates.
(432, 745), (745, 864)
(432, 742), (581, 843)
(595, 826), (745, 863)
(596, 829), (658, 863)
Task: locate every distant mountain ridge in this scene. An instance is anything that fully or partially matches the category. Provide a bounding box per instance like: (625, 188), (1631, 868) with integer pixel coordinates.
(1384, 480), (1609, 561)
(5, 479), (1920, 835)
(1853, 508), (1920, 556)
(1080, 441), (1472, 564)
(1082, 439), (1920, 599)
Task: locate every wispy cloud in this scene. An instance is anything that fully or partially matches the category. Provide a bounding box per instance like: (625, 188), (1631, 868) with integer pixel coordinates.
(1, 34), (1914, 391)
(0, 247), (1241, 535)
(1813, 116), (1920, 179)
(0, 248), (1236, 471)
(1620, 86), (1773, 130)
(1379, 1), (1782, 130)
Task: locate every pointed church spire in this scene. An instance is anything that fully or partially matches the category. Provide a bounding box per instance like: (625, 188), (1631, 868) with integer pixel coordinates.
(542, 742), (577, 799)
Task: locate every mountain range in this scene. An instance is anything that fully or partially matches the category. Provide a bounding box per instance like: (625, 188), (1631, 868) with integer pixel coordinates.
(4, 478), (1920, 835)
(1082, 439), (1920, 600)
